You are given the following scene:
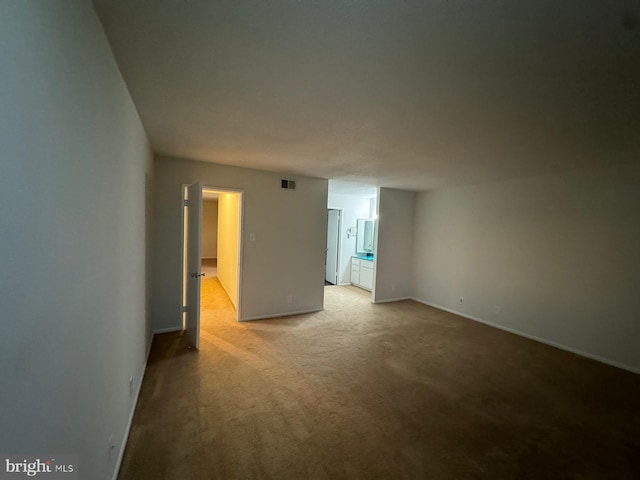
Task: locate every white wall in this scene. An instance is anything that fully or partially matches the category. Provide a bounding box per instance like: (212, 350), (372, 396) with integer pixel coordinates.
(411, 163), (640, 373)
(0, 2), (153, 479)
(373, 188), (416, 303)
(327, 193), (372, 285)
(153, 156), (328, 326)
(217, 193), (240, 308)
(369, 196), (377, 219)
(201, 200), (218, 258)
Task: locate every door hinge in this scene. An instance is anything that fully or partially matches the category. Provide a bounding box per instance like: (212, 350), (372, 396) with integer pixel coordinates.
(183, 199), (188, 207)
(181, 305), (188, 313)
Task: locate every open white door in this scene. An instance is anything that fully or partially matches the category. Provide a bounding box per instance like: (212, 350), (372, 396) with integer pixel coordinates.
(185, 182), (203, 349)
(325, 209), (339, 285)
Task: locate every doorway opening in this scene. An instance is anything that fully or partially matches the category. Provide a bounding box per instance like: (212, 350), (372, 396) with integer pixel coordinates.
(326, 180), (378, 301)
(201, 188), (242, 312)
(181, 183), (243, 349)
(325, 209), (341, 285)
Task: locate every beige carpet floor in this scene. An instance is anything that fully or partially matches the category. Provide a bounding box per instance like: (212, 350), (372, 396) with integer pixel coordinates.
(118, 279), (640, 479)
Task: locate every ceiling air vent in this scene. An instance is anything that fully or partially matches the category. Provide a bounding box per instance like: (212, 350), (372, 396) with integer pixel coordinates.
(281, 179), (296, 190)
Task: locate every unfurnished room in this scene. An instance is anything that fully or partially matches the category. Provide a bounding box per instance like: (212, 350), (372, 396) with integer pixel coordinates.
(1, 1), (639, 479)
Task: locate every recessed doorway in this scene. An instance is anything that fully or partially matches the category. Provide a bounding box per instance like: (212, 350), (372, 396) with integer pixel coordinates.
(181, 183), (243, 349)
(202, 188), (241, 311)
(325, 209), (341, 285)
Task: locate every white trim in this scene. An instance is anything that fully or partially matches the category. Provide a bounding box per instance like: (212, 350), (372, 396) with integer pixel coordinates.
(240, 308), (322, 322)
(373, 296), (410, 304)
(336, 210), (342, 285)
(371, 188), (381, 303)
(112, 334), (154, 480)
(217, 276), (237, 310)
(180, 184), (189, 330)
(410, 297), (640, 375)
(154, 326), (182, 334)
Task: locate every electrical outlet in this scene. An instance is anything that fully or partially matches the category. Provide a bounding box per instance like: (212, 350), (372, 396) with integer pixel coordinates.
(129, 376), (134, 396)
(459, 296), (464, 304)
(287, 295), (293, 304)
(494, 306), (502, 315)
(391, 283), (396, 292)
(249, 232), (256, 241)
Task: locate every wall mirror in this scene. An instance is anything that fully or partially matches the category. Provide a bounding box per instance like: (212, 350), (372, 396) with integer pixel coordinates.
(356, 218), (375, 254)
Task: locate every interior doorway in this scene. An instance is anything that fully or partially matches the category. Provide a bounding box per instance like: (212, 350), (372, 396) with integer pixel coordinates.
(201, 188), (242, 311)
(200, 194), (219, 278)
(182, 183), (243, 349)
(325, 209), (341, 285)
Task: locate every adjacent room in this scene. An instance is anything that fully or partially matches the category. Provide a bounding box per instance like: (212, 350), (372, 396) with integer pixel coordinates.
(326, 180), (378, 295)
(1, 1), (639, 479)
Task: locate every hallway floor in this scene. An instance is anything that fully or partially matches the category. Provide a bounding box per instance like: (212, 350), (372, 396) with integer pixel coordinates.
(201, 258), (217, 278)
(118, 281), (640, 479)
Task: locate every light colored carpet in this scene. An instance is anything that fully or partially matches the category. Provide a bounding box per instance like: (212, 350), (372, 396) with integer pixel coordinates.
(118, 278), (640, 479)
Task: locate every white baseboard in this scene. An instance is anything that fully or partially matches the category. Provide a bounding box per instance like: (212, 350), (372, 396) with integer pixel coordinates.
(374, 296), (410, 304)
(240, 308), (322, 322)
(111, 334), (154, 480)
(217, 278), (237, 310)
(410, 297), (640, 375)
(154, 326), (182, 334)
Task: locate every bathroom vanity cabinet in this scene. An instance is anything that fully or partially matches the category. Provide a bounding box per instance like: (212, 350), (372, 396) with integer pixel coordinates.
(351, 256), (374, 291)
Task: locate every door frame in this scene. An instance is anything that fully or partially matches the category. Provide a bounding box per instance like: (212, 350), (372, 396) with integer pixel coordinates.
(181, 184), (244, 328)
